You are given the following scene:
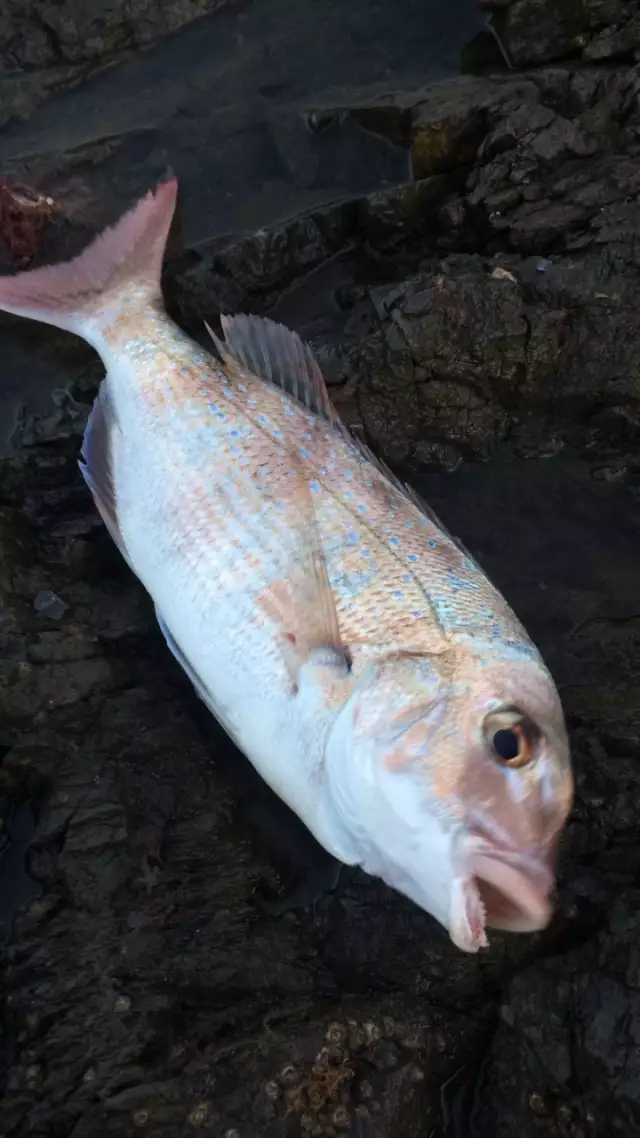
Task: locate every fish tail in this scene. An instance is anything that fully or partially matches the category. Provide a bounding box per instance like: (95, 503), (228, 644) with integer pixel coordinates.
(0, 176), (178, 342)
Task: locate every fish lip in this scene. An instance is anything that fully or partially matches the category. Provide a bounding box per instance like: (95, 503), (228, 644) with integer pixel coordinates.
(461, 834), (555, 934)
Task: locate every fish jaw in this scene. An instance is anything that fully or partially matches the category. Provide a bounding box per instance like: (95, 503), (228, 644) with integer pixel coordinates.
(334, 806), (556, 955)
(449, 830), (556, 949)
(358, 822), (556, 955)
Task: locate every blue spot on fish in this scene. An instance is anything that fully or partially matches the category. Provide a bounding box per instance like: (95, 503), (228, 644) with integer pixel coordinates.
(310, 480), (321, 494)
(408, 554), (417, 563)
(428, 540), (437, 549)
(347, 531), (359, 545)
(223, 387), (234, 398)
(394, 590), (404, 598)
(390, 537), (400, 547)
(402, 573), (411, 583)
(358, 504), (367, 513)
(445, 568), (477, 594)
(258, 414), (268, 424)
(300, 448), (311, 459)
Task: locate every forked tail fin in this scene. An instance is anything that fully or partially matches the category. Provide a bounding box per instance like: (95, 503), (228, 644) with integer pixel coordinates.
(0, 176), (178, 343)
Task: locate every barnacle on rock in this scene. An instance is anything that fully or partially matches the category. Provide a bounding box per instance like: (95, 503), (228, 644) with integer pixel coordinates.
(281, 1057), (355, 1122)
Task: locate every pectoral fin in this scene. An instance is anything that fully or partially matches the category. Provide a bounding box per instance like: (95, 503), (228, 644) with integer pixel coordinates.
(217, 448), (348, 679)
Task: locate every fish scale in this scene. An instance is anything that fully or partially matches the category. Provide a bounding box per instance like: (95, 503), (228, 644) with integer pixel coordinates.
(124, 308), (523, 667)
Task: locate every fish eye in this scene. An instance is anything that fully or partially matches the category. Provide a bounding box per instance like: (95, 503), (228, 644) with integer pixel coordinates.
(484, 711), (535, 770)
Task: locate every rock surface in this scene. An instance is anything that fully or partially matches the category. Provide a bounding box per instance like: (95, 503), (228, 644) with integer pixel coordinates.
(2, 2), (640, 1137)
(1, 0), (234, 72)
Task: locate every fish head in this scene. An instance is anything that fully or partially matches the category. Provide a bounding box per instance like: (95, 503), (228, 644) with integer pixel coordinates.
(324, 643), (573, 952)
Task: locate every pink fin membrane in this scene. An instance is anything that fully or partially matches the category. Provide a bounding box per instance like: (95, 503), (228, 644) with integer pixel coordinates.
(0, 176), (178, 332)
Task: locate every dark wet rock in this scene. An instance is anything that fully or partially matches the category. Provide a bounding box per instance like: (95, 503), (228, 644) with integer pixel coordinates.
(33, 590), (68, 621)
(0, 1), (236, 130)
(430, 68), (640, 257)
(485, 0), (638, 67)
(0, 507), (42, 597)
(335, 248), (640, 471)
(584, 13), (640, 60)
(4, 431), (640, 1137)
(0, 0), (486, 253)
(0, 0), (234, 72)
(477, 889), (640, 1135)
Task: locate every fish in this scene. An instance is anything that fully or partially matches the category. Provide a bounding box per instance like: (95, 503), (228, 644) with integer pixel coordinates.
(0, 177), (574, 952)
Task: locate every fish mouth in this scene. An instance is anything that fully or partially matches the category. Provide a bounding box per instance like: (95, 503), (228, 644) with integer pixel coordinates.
(470, 848), (554, 933)
(450, 835), (555, 951)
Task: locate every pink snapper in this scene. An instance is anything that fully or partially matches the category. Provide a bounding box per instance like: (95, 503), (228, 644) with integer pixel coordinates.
(0, 178), (573, 951)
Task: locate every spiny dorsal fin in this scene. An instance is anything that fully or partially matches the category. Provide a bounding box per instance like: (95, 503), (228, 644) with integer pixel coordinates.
(362, 451), (481, 568)
(207, 312), (473, 564)
(206, 313), (339, 423)
(331, 426), (474, 565)
(398, 477), (484, 571)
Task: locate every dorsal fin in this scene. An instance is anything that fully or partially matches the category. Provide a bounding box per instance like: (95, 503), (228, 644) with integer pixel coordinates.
(206, 313), (339, 423)
(206, 312), (475, 565)
(362, 453), (483, 570)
